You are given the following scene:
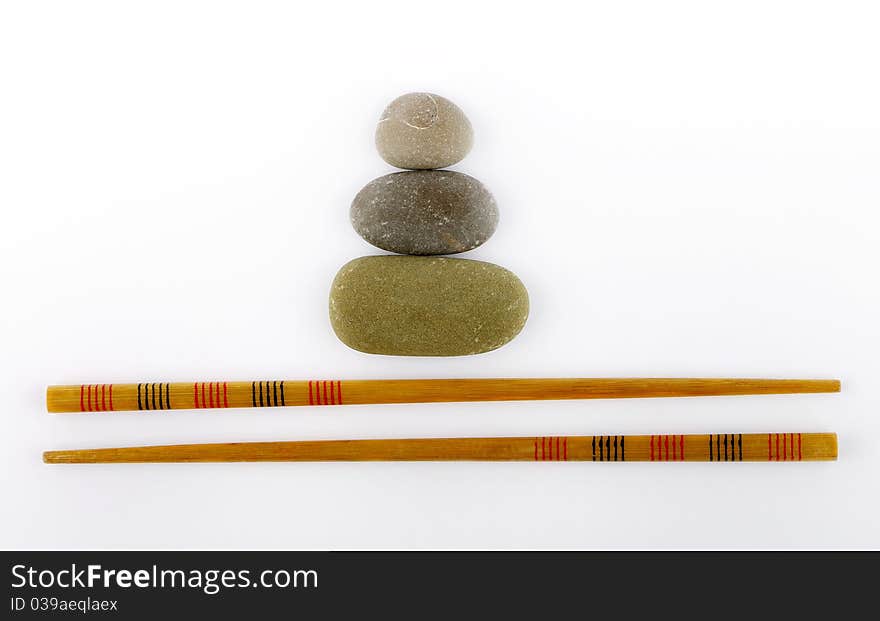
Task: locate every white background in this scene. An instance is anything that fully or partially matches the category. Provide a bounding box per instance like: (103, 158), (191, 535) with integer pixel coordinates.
(1, 0), (878, 549)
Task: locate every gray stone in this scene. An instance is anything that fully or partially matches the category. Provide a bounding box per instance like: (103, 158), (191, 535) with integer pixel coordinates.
(350, 171), (498, 255)
(375, 92), (473, 169)
(329, 256), (529, 356)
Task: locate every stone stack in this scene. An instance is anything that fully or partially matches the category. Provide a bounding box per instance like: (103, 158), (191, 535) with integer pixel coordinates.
(329, 93), (529, 356)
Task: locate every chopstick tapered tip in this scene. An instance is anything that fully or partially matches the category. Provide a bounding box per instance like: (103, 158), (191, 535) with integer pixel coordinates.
(44, 450), (90, 464)
(44, 450), (66, 463)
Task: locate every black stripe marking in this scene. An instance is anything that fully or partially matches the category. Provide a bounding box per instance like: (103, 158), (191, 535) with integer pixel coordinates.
(150, 383), (155, 410)
(605, 436), (610, 462)
(613, 436), (618, 461)
(724, 434), (728, 461)
(709, 434), (714, 461)
(738, 434), (743, 461)
(265, 381), (271, 407)
(280, 381), (285, 406)
(259, 382), (264, 407)
(592, 436), (596, 461)
(158, 383), (163, 410)
(165, 383), (171, 410)
(716, 435), (721, 461)
(272, 381), (278, 406)
(137, 384), (143, 411)
(621, 436), (625, 462)
(251, 382), (256, 407)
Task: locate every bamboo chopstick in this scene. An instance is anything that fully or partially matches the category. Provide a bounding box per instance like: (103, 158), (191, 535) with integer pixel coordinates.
(46, 378), (840, 414)
(43, 432), (837, 463)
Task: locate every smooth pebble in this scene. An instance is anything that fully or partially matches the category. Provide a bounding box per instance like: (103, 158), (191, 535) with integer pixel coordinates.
(329, 256), (528, 356)
(375, 92), (473, 170)
(350, 170), (498, 255)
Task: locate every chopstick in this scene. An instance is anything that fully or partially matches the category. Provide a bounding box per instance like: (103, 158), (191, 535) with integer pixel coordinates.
(43, 432), (837, 463)
(46, 378), (840, 413)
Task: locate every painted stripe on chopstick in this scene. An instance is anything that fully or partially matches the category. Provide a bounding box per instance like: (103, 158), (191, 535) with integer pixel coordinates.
(763, 433), (801, 462)
(304, 379), (344, 406)
(78, 384), (115, 412)
(533, 437), (569, 461)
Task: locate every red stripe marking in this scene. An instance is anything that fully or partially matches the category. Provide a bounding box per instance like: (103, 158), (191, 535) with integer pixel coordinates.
(337, 380), (343, 404)
(768, 434), (772, 461)
(87, 385), (92, 412)
(665, 435), (669, 461)
(650, 435), (654, 461)
(330, 381), (335, 405)
(194, 383), (200, 408)
(534, 438), (538, 461)
(101, 385), (106, 411)
(201, 383), (206, 409)
(564, 437), (568, 461)
(798, 433), (802, 461)
(215, 382), (220, 408)
(556, 437), (560, 461)
(673, 434), (677, 461)
(680, 435), (684, 461)
(80, 385), (85, 412)
(776, 434), (780, 462)
(208, 382), (214, 408)
(783, 434), (787, 461)
(108, 384), (113, 411)
(323, 381), (328, 405)
(542, 437), (546, 461)
(790, 433), (794, 461)
(308, 381), (314, 405)
(223, 382), (228, 408)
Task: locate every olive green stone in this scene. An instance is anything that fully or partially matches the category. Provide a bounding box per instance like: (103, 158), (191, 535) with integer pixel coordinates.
(375, 92), (473, 170)
(350, 170), (498, 255)
(329, 256), (529, 356)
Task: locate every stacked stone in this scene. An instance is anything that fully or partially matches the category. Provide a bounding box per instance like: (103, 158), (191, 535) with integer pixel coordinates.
(329, 92), (529, 356)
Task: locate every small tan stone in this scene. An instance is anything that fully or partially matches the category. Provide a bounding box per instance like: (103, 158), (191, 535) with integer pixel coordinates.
(375, 92), (473, 170)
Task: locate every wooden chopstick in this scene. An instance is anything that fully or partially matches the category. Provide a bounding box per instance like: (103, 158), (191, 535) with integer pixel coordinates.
(46, 378), (840, 413)
(43, 432), (837, 463)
